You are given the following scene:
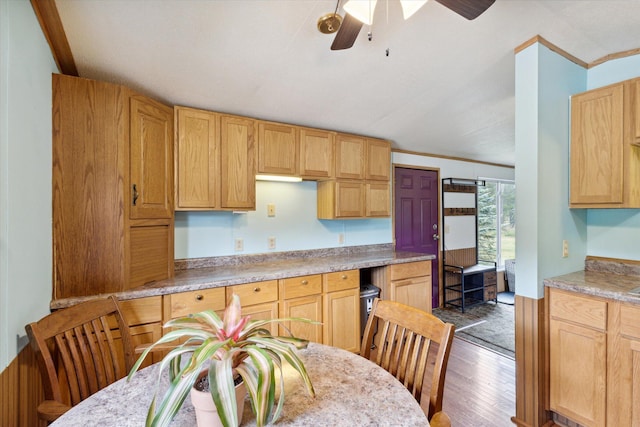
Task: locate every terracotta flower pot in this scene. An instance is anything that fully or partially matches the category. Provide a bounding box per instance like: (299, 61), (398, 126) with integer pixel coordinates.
(190, 372), (246, 427)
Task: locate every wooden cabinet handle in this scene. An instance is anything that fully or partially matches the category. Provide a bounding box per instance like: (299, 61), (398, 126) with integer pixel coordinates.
(341, 274), (347, 280)
(301, 280), (308, 285)
(195, 294), (203, 301)
(253, 287), (261, 293)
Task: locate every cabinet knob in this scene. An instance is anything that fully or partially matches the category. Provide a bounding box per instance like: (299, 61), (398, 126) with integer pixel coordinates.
(341, 274), (347, 280)
(195, 294), (203, 301)
(253, 287), (261, 293)
(301, 280), (308, 285)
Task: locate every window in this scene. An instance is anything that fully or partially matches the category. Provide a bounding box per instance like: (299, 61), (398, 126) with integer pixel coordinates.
(477, 179), (515, 268)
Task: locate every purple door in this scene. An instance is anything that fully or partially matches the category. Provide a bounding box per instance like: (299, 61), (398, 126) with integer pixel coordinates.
(394, 168), (440, 308)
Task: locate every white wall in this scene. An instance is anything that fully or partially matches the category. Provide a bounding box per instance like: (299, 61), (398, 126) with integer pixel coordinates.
(0, 0), (57, 370)
(393, 151), (515, 251)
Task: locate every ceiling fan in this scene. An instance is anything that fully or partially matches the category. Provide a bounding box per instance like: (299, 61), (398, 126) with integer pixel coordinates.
(322, 0), (496, 51)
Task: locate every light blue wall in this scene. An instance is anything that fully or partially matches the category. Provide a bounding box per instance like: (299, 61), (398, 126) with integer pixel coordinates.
(514, 43), (587, 299)
(0, 0), (57, 369)
(584, 54), (640, 259)
(175, 181), (393, 258)
(175, 155), (515, 259)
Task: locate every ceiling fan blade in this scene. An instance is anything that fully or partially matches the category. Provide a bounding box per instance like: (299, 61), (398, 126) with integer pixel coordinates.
(331, 13), (363, 50)
(435, 0), (495, 20)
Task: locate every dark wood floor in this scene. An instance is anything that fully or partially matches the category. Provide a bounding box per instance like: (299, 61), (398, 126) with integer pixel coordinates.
(421, 337), (516, 427)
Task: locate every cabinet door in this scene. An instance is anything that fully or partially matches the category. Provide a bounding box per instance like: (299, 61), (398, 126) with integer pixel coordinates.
(608, 303), (640, 427)
(299, 127), (334, 178)
(366, 182), (390, 217)
(220, 115), (256, 209)
(365, 138), (391, 181)
(635, 79), (640, 145)
(390, 276), (431, 313)
(280, 295), (323, 343)
(549, 319), (607, 427)
(335, 134), (365, 179)
(175, 107), (219, 209)
(323, 288), (360, 353)
(242, 301), (279, 336)
(317, 181), (365, 219)
(258, 122), (298, 176)
(129, 224), (173, 289)
(130, 96), (174, 219)
(570, 83), (624, 206)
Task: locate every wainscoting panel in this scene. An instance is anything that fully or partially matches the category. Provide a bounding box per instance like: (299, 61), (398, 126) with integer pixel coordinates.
(511, 294), (552, 427)
(0, 345), (45, 427)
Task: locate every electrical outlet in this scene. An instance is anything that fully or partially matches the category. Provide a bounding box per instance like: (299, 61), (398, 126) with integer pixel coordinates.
(267, 203), (276, 217)
(268, 236), (276, 250)
(562, 240), (569, 258)
(235, 238), (244, 252)
(338, 233), (345, 244)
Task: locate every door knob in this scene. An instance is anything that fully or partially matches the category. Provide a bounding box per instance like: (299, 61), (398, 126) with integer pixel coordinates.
(433, 234), (440, 240)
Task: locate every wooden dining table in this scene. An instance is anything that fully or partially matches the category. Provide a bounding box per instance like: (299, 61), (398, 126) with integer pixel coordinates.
(50, 342), (429, 426)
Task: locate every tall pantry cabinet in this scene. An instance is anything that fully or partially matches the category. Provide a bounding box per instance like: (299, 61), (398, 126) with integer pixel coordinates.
(52, 74), (174, 299)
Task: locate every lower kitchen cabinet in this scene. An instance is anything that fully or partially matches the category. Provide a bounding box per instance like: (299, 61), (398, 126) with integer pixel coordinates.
(323, 270), (360, 353)
(607, 302), (640, 426)
(226, 280), (279, 335)
(547, 287), (640, 427)
(117, 296), (164, 366)
(279, 275), (323, 343)
(372, 260), (432, 313)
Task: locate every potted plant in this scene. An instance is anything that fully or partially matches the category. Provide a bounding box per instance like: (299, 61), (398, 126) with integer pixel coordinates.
(127, 293), (317, 427)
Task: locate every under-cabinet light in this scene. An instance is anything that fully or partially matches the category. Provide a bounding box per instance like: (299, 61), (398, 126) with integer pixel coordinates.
(255, 174), (303, 183)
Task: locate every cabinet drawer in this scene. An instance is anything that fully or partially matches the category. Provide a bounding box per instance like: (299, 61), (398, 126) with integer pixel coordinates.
(118, 296), (162, 326)
(549, 289), (607, 331)
(226, 280), (278, 306)
(484, 285), (497, 301)
(620, 304), (640, 339)
(324, 270), (359, 293)
(280, 275), (322, 299)
(166, 287), (226, 319)
(484, 271), (497, 285)
(390, 261), (431, 281)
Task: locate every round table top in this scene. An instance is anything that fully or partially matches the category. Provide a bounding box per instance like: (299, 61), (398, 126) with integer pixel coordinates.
(51, 342), (429, 426)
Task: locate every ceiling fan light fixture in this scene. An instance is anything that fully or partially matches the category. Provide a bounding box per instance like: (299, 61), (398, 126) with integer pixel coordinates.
(343, 0), (378, 25)
(400, 0), (428, 19)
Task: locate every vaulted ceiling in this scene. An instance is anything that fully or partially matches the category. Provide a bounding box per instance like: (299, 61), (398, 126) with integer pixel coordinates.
(52, 0), (640, 166)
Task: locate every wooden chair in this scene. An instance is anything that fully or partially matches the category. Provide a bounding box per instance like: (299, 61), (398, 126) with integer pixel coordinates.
(25, 295), (134, 422)
(360, 298), (455, 422)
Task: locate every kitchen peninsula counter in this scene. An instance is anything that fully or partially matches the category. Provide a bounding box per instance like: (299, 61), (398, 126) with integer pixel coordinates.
(51, 244), (434, 309)
(543, 256), (640, 304)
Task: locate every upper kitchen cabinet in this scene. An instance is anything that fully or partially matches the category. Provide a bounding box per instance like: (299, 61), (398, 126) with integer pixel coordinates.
(175, 107), (219, 209)
(220, 114), (256, 209)
(175, 107), (256, 210)
(335, 133), (365, 179)
(570, 78), (640, 208)
(257, 121), (298, 176)
(53, 74), (174, 299)
(365, 138), (392, 181)
(335, 134), (391, 181)
(130, 97), (174, 219)
(299, 127), (334, 179)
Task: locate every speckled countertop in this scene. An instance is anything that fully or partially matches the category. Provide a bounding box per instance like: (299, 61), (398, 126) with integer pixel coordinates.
(544, 257), (640, 304)
(50, 342), (430, 426)
(51, 244), (434, 309)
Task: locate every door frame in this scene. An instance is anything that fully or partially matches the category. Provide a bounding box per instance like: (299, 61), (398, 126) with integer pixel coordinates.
(392, 164), (443, 307)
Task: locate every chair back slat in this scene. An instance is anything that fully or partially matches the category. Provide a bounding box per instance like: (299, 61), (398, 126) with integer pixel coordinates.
(25, 296), (134, 419)
(360, 298), (455, 421)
